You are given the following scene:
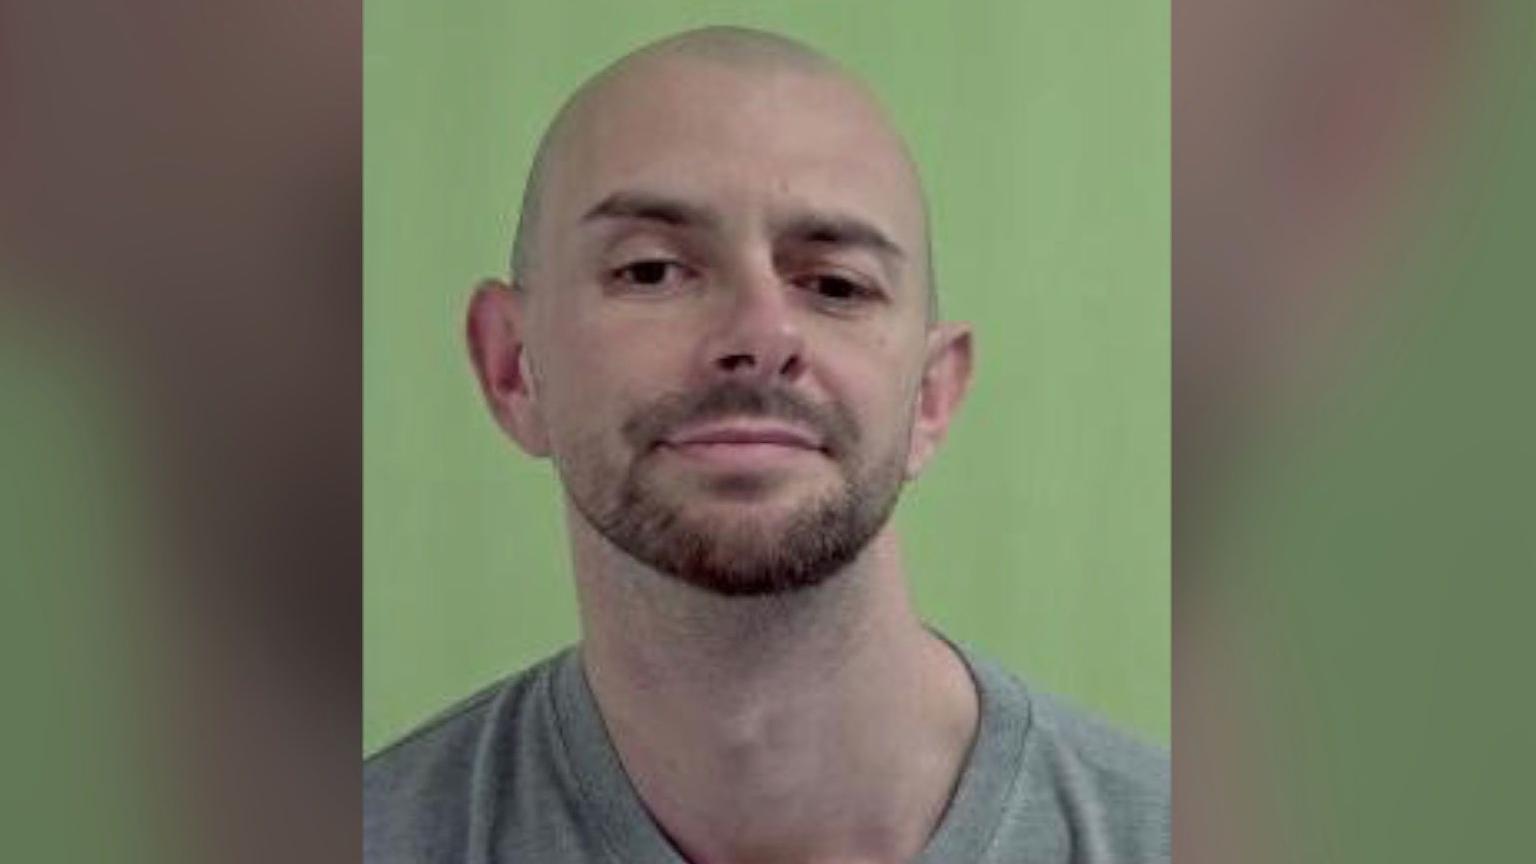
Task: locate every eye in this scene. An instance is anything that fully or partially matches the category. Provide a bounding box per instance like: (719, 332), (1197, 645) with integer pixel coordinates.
(796, 273), (881, 305)
(608, 259), (694, 292)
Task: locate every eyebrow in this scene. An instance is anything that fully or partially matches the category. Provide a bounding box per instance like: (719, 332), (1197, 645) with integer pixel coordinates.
(579, 190), (906, 262)
(777, 212), (906, 262)
(581, 191), (719, 230)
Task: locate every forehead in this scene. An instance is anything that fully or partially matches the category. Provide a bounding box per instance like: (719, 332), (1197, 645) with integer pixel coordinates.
(544, 57), (926, 250)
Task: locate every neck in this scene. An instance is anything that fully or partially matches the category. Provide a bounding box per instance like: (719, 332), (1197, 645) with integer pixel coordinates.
(570, 516), (979, 864)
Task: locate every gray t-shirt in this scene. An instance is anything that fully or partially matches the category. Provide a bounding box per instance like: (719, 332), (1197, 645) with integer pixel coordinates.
(365, 639), (1168, 863)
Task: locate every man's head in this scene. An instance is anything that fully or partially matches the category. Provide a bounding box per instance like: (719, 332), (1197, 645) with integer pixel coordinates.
(468, 27), (972, 596)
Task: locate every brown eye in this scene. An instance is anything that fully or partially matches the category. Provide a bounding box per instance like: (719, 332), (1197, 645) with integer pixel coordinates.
(610, 259), (691, 291)
(798, 273), (877, 304)
(812, 275), (861, 299)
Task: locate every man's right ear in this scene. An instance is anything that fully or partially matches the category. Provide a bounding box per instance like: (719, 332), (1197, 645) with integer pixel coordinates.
(466, 279), (551, 457)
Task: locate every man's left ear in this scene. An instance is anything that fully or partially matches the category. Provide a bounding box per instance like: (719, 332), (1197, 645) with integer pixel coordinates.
(906, 322), (974, 478)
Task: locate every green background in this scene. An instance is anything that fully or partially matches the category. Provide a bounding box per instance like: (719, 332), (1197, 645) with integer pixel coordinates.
(364, 0), (1168, 753)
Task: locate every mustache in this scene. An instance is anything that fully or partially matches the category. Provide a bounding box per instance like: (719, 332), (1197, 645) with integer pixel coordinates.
(622, 380), (860, 457)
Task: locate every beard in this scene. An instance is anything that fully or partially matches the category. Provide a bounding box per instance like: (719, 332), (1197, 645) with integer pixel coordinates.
(559, 381), (908, 597)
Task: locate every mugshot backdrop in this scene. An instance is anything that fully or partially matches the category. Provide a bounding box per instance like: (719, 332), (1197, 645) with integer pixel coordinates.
(364, 0), (1168, 753)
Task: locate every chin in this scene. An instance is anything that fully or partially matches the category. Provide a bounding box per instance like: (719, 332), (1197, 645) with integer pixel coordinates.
(645, 498), (877, 597)
(575, 449), (905, 598)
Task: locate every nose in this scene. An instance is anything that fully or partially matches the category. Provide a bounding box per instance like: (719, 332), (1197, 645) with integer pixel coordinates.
(701, 269), (806, 383)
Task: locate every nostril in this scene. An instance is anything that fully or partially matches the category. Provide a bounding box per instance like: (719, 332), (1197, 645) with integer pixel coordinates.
(718, 353), (756, 372)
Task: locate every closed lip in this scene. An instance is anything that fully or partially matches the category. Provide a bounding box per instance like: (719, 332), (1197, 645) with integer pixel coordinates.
(664, 421), (825, 452)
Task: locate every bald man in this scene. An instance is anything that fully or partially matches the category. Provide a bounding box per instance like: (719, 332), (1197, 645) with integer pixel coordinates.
(365, 27), (1168, 864)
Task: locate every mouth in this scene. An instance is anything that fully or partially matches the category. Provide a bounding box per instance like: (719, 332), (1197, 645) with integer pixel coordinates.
(659, 420), (829, 466)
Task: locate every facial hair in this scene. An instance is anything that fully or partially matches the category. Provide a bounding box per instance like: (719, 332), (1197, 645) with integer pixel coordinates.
(560, 380), (908, 597)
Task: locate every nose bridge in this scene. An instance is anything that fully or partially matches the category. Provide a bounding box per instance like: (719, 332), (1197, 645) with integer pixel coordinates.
(704, 245), (805, 381)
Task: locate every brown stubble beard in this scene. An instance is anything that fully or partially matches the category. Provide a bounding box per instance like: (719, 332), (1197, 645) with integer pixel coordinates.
(560, 380), (908, 597)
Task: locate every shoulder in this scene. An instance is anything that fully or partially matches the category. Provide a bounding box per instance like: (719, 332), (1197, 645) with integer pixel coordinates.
(955, 645), (1168, 803)
(1016, 683), (1169, 862)
(363, 650), (570, 863)
(955, 645), (1168, 863)
(1026, 688), (1169, 805)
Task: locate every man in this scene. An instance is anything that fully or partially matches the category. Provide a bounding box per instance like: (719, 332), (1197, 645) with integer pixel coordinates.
(366, 26), (1167, 864)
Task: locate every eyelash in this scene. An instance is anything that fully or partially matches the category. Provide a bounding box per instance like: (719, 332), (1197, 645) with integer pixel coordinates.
(606, 258), (695, 292)
(793, 272), (881, 305)
(605, 258), (883, 307)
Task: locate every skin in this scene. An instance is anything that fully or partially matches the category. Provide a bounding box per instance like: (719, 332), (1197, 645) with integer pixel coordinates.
(468, 28), (976, 864)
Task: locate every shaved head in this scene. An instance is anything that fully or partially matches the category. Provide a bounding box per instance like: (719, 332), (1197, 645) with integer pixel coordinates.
(470, 25), (973, 599)
(509, 26), (937, 316)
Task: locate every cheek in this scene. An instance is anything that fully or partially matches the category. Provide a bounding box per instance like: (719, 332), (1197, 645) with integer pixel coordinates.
(536, 313), (689, 448)
(814, 329), (925, 455)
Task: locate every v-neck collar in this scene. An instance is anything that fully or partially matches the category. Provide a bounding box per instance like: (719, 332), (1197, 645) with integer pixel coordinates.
(548, 632), (1032, 864)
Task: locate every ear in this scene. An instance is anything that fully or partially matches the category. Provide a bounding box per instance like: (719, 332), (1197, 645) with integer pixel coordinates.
(466, 279), (551, 457)
(906, 322), (973, 478)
